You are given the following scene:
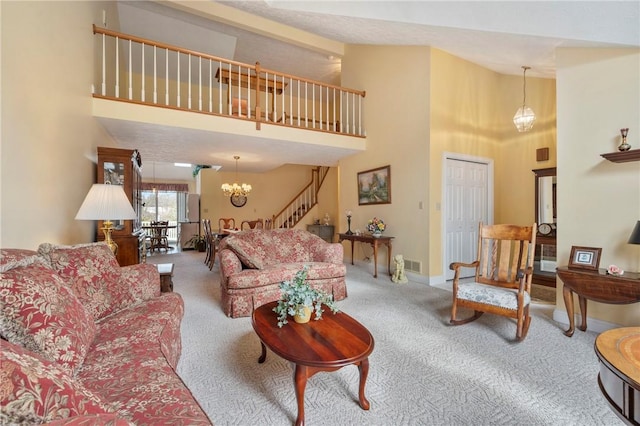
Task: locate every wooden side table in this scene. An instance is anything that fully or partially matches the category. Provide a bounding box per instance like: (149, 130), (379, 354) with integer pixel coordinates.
(556, 266), (640, 337)
(338, 233), (393, 278)
(156, 263), (174, 292)
(595, 327), (640, 425)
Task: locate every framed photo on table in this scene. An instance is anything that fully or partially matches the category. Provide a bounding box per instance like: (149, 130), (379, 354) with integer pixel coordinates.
(568, 246), (602, 271)
(358, 165), (391, 205)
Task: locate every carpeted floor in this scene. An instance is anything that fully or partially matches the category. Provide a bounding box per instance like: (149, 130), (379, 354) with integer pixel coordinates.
(148, 251), (619, 426)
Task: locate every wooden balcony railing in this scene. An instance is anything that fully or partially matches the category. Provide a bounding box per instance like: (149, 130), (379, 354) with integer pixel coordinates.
(93, 25), (366, 137)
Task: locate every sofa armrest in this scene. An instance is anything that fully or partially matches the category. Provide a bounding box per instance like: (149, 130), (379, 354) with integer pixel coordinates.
(120, 263), (161, 301)
(219, 249), (242, 280)
(309, 242), (343, 264)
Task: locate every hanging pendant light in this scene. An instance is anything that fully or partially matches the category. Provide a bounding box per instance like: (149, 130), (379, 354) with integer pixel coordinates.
(513, 66), (536, 132)
(221, 156), (252, 197)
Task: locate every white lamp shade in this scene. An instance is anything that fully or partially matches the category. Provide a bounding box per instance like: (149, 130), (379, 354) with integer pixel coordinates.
(513, 106), (536, 132)
(75, 184), (136, 221)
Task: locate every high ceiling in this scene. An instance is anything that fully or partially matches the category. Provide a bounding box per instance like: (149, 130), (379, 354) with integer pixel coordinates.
(107, 1), (639, 180)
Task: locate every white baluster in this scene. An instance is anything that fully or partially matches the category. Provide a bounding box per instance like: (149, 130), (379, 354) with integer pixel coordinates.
(198, 56), (202, 111)
(209, 59), (212, 113)
(115, 37), (119, 98)
(153, 46), (157, 104)
(128, 39), (132, 99)
(165, 48), (169, 105)
(188, 54), (192, 109)
(101, 33), (106, 95)
(247, 66), (251, 118)
(177, 51), (180, 107)
(358, 93), (362, 136)
(141, 43), (145, 102)
(312, 83), (316, 129)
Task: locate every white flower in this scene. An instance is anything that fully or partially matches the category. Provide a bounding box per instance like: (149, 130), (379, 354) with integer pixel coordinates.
(607, 264), (624, 276)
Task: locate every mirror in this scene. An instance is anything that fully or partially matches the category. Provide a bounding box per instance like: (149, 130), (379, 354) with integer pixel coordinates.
(533, 167), (557, 227)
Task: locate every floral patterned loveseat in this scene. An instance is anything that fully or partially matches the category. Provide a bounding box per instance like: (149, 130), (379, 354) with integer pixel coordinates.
(0, 243), (212, 425)
(218, 228), (347, 318)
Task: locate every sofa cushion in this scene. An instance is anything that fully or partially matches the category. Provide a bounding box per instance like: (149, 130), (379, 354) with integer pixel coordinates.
(0, 252), (96, 375)
(38, 243), (137, 320)
(78, 294), (211, 424)
(0, 340), (111, 424)
(0, 248), (39, 265)
(226, 262), (346, 290)
(224, 232), (267, 269)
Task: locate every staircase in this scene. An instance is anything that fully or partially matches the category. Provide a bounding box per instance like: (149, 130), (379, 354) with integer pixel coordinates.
(271, 167), (330, 229)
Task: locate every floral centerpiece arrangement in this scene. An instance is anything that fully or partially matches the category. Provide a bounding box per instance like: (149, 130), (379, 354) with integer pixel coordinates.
(273, 267), (339, 328)
(366, 217), (385, 236)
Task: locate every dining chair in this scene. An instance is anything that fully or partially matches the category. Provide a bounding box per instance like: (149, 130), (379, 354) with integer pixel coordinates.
(241, 219), (264, 230)
(219, 218), (235, 232)
(449, 222), (537, 341)
(149, 221), (170, 252)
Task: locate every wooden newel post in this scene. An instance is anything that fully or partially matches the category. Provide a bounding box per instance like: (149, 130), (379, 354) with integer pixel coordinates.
(254, 61), (262, 130)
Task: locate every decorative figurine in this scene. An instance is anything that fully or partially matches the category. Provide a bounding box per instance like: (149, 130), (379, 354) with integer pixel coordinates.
(618, 128), (631, 151)
(391, 254), (408, 284)
(323, 213), (330, 226)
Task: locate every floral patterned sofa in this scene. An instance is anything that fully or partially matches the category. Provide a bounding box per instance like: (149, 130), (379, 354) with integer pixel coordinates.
(218, 228), (347, 318)
(0, 243), (212, 425)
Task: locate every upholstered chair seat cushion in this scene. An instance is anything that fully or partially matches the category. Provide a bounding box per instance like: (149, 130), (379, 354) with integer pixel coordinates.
(457, 282), (531, 311)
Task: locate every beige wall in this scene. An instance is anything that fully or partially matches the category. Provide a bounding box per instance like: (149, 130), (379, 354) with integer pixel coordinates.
(340, 45), (431, 273)
(198, 164), (335, 231)
(1, 1), (120, 249)
(556, 48), (640, 327)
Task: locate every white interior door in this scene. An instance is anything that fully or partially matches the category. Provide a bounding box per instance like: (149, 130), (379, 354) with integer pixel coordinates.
(444, 157), (491, 280)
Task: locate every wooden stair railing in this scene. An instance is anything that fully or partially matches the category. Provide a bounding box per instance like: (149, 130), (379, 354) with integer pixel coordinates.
(271, 166), (330, 229)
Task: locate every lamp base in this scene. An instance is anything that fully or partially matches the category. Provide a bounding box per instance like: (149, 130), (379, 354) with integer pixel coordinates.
(101, 221), (118, 255)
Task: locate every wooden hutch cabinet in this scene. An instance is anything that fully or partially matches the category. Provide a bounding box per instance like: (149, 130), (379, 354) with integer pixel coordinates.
(96, 147), (145, 266)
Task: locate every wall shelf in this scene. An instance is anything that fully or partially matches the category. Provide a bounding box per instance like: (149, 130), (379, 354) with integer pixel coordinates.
(601, 149), (640, 163)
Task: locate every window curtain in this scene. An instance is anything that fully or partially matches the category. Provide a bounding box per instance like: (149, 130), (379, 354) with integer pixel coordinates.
(140, 183), (189, 192)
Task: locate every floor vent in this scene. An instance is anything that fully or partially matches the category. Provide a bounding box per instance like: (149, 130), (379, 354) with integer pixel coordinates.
(404, 259), (422, 273)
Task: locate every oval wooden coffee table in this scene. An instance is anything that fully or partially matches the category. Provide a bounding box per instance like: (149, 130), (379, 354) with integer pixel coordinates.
(252, 301), (375, 426)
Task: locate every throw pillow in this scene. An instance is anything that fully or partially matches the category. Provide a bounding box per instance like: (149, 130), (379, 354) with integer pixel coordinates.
(0, 252), (96, 375)
(0, 340), (111, 424)
(38, 243), (136, 320)
(225, 233), (267, 269)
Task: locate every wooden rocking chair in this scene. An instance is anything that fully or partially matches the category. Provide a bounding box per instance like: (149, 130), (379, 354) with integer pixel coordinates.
(449, 222), (537, 341)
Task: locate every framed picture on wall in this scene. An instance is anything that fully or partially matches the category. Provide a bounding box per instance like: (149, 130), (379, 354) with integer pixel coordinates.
(358, 165), (391, 205)
(568, 246), (602, 271)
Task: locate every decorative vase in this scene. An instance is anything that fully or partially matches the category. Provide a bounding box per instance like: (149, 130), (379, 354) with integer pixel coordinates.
(294, 306), (312, 323)
(346, 216), (354, 235)
(372, 231), (382, 238)
(618, 128), (631, 151)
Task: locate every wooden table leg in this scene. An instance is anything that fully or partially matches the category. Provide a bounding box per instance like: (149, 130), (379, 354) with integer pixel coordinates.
(350, 240), (355, 265)
(563, 285), (575, 337)
(294, 364), (308, 426)
(258, 341), (267, 363)
(372, 242), (379, 278)
(386, 242), (392, 276)
(578, 295), (588, 332)
(357, 358), (371, 410)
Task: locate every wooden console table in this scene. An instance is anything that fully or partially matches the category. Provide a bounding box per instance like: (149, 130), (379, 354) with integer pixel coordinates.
(556, 266), (640, 337)
(338, 233), (393, 278)
(595, 327), (640, 425)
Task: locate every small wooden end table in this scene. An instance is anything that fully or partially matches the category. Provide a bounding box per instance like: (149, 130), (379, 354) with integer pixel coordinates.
(595, 327), (640, 424)
(338, 233), (394, 278)
(156, 263), (174, 292)
(252, 301), (375, 426)
(556, 266), (640, 337)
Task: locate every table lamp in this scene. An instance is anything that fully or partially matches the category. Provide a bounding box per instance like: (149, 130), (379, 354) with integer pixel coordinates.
(75, 183), (137, 254)
(629, 221), (640, 245)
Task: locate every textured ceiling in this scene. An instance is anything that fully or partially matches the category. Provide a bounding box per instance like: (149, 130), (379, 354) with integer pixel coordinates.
(105, 1), (639, 180)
